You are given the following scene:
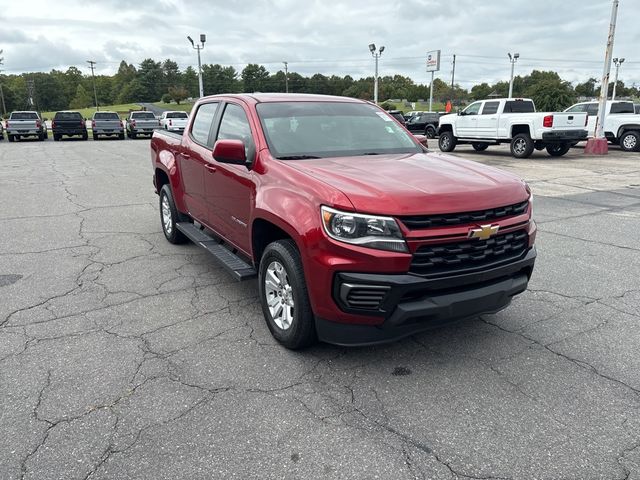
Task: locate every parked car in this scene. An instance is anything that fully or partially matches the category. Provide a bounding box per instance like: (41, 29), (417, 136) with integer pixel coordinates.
(159, 111), (189, 132)
(52, 111), (88, 141)
(151, 93), (536, 349)
(406, 112), (441, 138)
(0, 120), (4, 140)
(564, 100), (640, 151)
(126, 111), (160, 138)
(386, 110), (406, 126)
(92, 111), (125, 140)
(6, 111), (48, 142)
(403, 110), (424, 121)
(437, 98), (588, 158)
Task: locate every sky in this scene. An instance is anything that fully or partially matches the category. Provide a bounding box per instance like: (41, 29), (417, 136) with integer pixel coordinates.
(1, 0), (639, 89)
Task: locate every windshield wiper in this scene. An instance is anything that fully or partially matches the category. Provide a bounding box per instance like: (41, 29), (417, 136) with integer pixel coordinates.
(276, 155), (322, 160)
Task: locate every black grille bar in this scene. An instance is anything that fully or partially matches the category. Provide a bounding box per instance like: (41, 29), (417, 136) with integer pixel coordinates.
(410, 230), (529, 277)
(399, 201), (528, 230)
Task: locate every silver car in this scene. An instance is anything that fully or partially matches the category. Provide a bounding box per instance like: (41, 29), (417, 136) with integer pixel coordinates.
(92, 111), (125, 140)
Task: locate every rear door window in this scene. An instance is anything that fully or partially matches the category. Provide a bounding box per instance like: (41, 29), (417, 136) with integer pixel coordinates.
(190, 102), (219, 147)
(481, 102), (499, 115)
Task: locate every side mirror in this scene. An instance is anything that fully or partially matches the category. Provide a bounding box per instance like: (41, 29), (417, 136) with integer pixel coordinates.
(413, 134), (429, 148)
(213, 139), (247, 166)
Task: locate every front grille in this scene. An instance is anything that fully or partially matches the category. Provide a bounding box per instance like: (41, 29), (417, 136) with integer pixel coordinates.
(410, 230), (529, 277)
(399, 201), (528, 230)
(340, 284), (390, 310)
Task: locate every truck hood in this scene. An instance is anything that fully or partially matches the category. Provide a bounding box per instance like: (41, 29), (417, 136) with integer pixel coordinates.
(285, 152), (528, 216)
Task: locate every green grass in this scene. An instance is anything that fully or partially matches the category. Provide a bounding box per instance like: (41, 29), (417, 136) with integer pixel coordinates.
(153, 102), (195, 113)
(41, 103), (142, 120)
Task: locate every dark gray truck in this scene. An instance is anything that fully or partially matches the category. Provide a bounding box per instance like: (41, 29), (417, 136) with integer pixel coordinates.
(92, 111), (125, 140)
(6, 111), (48, 142)
(126, 111), (160, 138)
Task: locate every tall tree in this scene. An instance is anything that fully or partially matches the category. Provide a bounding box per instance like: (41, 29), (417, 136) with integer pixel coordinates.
(69, 84), (92, 109)
(241, 64), (269, 93)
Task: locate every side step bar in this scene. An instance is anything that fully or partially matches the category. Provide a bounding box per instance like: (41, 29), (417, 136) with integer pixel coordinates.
(175, 222), (257, 281)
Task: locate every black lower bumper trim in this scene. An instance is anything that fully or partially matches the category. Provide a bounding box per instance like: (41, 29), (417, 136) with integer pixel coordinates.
(542, 130), (588, 142)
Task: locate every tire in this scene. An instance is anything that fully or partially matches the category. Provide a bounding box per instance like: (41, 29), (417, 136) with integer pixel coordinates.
(472, 143), (489, 152)
(159, 184), (189, 244)
(620, 131), (640, 152)
(258, 239), (316, 349)
(93, 133), (98, 141)
(43, 130), (48, 140)
(53, 134), (60, 141)
(546, 143), (571, 157)
(82, 132), (88, 141)
(119, 133), (125, 140)
(38, 132), (45, 141)
(131, 131), (137, 139)
(425, 126), (436, 139)
(510, 133), (534, 159)
(438, 131), (457, 152)
(8, 134), (14, 142)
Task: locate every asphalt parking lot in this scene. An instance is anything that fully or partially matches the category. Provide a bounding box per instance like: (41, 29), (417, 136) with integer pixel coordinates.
(1, 138), (640, 480)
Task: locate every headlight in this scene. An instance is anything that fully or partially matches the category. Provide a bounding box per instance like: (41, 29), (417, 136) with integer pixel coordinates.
(321, 206), (408, 253)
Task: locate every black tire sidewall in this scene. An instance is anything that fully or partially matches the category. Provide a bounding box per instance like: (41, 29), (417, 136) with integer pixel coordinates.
(472, 143), (489, 151)
(258, 240), (315, 349)
(159, 184), (188, 244)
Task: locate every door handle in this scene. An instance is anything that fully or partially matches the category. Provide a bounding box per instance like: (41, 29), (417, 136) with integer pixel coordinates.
(205, 164), (217, 173)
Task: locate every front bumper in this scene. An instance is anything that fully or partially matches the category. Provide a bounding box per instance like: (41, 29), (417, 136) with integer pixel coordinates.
(542, 130), (588, 142)
(316, 247), (536, 346)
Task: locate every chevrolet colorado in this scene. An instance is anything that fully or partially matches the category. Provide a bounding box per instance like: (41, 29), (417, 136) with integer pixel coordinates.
(438, 98), (588, 158)
(151, 94), (536, 349)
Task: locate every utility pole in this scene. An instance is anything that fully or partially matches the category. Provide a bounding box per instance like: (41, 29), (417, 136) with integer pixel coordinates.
(369, 43), (385, 104)
(508, 53), (520, 98)
(450, 54), (456, 105)
(612, 57), (625, 100)
(188, 34), (206, 97)
(0, 50), (6, 116)
(586, 0), (619, 155)
(283, 61), (289, 93)
(87, 60), (99, 111)
(26, 79), (35, 109)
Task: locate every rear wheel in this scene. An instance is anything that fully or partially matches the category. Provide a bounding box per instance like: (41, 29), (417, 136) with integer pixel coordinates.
(425, 126), (436, 139)
(159, 184), (189, 244)
(38, 132), (45, 141)
(258, 239), (316, 349)
(93, 133), (98, 141)
(510, 134), (534, 159)
(8, 134), (14, 142)
(546, 143), (571, 157)
(438, 131), (457, 152)
(119, 132), (125, 140)
(131, 131), (137, 139)
(620, 131), (640, 152)
(472, 143), (489, 152)
(43, 130), (48, 140)
(53, 134), (60, 141)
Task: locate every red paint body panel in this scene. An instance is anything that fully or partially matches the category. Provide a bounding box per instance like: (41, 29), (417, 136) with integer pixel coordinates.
(151, 94), (534, 327)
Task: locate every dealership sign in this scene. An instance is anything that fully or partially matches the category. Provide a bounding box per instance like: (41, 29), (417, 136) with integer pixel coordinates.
(426, 50), (441, 72)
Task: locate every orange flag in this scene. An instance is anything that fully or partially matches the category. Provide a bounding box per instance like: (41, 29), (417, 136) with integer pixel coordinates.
(445, 101), (452, 113)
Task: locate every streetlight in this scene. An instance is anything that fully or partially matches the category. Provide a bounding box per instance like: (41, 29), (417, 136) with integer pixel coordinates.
(369, 43), (385, 104)
(612, 57), (625, 100)
(188, 34), (206, 98)
(507, 52), (520, 98)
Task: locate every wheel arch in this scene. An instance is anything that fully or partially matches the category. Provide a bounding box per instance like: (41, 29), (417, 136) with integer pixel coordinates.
(511, 124), (531, 138)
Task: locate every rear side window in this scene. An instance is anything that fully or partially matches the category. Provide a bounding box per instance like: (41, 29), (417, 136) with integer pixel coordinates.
(131, 112), (156, 119)
(586, 104), (599, 116)
(481, 102), (499, 115)
(566, 104), (587, 113)
(216, 103), (255, 158)
(94, 112), (119, 120)
(54, 112), (82, 120)
(610, 102), (634, 114)
(190, 102), (219, 147)
(167, 112), (188, 119)
(503, 101), (535, 113)
(636, 105), (640, 114)
(11, 112), (39, 120)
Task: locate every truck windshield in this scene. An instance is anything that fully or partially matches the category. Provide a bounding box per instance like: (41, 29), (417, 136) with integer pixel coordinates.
(167, 112), (188, 119)
(256, 102), (422, 159)
(503, 101), (535, 113)
(11, 112), (39, 120)
(94, 112), (119, 120)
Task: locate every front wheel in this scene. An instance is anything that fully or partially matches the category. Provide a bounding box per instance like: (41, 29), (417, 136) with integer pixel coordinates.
(7, 134), (14, 142)
(620, 131), (640, 152)
(259, 239), (316, 349)
(472, 143), (489, 152)
(425, 126), (436, 139)
(438, 131), (457, 152)
(510, 134), (534, 159)
(119, 132), (125, 140)
(546, 143), (571, 157)
(159, 184), (189, 244)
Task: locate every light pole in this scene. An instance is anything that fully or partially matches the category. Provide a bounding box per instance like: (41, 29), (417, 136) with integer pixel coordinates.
(87, 60), (99, 111)
(283, 61), (288, 93)
(508, 52), (520, 98)
(369, 43), (385, 104)
(188, 34), (206, 98)
(612, 57), (625, 100)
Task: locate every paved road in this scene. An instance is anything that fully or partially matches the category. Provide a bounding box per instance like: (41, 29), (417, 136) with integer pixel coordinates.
(1, 140), (640, 479)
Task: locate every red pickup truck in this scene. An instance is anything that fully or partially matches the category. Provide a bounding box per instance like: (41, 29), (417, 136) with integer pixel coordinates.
(151, 94), (536, 349)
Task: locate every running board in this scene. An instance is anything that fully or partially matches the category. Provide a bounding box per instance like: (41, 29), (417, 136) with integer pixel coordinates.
(175, 222), (257, 281)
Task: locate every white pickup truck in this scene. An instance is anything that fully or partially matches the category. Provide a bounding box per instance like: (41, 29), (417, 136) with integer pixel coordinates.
(159, 111), (189, 133)
(564, 100), (640, 152)
(437, 98), (588, 158)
